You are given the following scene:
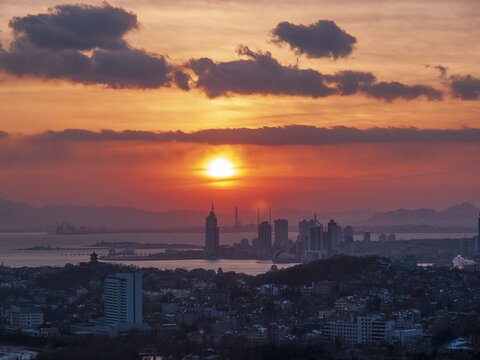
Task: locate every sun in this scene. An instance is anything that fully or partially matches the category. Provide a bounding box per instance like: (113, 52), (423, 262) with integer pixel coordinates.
(206, 157), (237, 179)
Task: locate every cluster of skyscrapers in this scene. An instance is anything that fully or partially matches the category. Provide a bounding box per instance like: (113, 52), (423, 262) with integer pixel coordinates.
(204, 205), (360, 261)
(296, 216), (346, 260)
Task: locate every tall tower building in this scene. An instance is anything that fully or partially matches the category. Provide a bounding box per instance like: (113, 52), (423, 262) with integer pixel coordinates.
(363, 231), (371, 242)
(104, 273), (142, 325)
(205, 204), (220, 257)
(344, 225), (354, 242)
(234, 206), (239, 227)
(475, 212), (480, 253)
(258, 221), (272, 257)
(274, 218), (289, 250)
(327, 219), (341, 252)
(298, 219), (315, 254)
(308, 222), (323, 251)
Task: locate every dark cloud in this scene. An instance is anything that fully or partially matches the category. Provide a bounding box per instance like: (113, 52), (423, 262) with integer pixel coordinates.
(324, 70), (375, 95)
(8, 3), (137, 51)
(425, 66), (480, 101)
(17, 126), (480, 146)
(0, 5), (449, 100)
(0, 43), (171, 89)
(0, 3), (170, 89)
(271, 20), (356, 59)
(188, 45), (335, 98)
(360, 81), (443, 102)
(188, 47), (443, 101)
(449, 75), (480, 100)
(173, 70), (191, 91)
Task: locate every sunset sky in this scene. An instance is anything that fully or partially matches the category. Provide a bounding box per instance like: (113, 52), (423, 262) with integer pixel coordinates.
(0, 0), (479, 213)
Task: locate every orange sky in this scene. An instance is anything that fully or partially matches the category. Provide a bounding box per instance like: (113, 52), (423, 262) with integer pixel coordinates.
(0, 0), (479, 212)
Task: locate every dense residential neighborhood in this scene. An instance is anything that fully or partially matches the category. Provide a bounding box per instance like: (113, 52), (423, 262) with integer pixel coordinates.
(1, 255), (480, 359)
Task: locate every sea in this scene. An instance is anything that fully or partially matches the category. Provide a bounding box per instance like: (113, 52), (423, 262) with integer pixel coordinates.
(0, 231), (475, 275)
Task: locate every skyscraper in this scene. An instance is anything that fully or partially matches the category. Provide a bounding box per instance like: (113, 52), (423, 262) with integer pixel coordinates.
(363, 231), (371, 242)
(475, 212), (480, 253)
(205, 203), (220, 257)
(327, 219), (341, 252)
(274, 218), (288, 250)
(344, 225), (354, 242)
(300, 214), (328, 261)
(298, 219), (316, 254)
(309, 223), (323, 251)
(234, 206), (239, 227)
(258, 221), (272, 258)
(104, 273), (142, 326)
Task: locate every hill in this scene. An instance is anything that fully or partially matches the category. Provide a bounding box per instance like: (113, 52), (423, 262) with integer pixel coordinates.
(361, 202), (479, 229)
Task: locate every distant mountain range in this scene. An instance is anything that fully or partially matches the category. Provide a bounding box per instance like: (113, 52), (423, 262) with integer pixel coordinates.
(360, 202), (479, 229)
(0, 198), (477, 232)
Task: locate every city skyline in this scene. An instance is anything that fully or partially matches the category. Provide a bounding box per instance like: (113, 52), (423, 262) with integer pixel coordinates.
(2, 1), (480, 358)
(0, 0), (479, 212)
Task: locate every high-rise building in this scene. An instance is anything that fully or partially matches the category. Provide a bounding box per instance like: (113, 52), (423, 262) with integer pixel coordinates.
(274, 218), (288, 250)
(258, 221), (272, 257)
(298, 219), (315, 254)
(379, 233), (387, 242)
(363, 231), (371, 242)
(205, 204), (220, 257)
(300, 214), (328, 260)
(234, 206), (240, 228)
(327, 219), (341, 252)
(344, 225), (354, 242)
(104, 273), (142, 326)
(475, 212), (480, 253)
(308, 224), (323, 251)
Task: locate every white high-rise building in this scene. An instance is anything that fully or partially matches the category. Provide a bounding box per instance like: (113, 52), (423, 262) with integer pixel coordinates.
(104, 273), (142, 325)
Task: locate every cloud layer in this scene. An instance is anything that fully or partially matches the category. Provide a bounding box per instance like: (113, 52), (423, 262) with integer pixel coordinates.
(271, 20), (356, 59)
(187, 47), (443, 101)
(4, 126), (480, 146)
(0, 4), (474, 102)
